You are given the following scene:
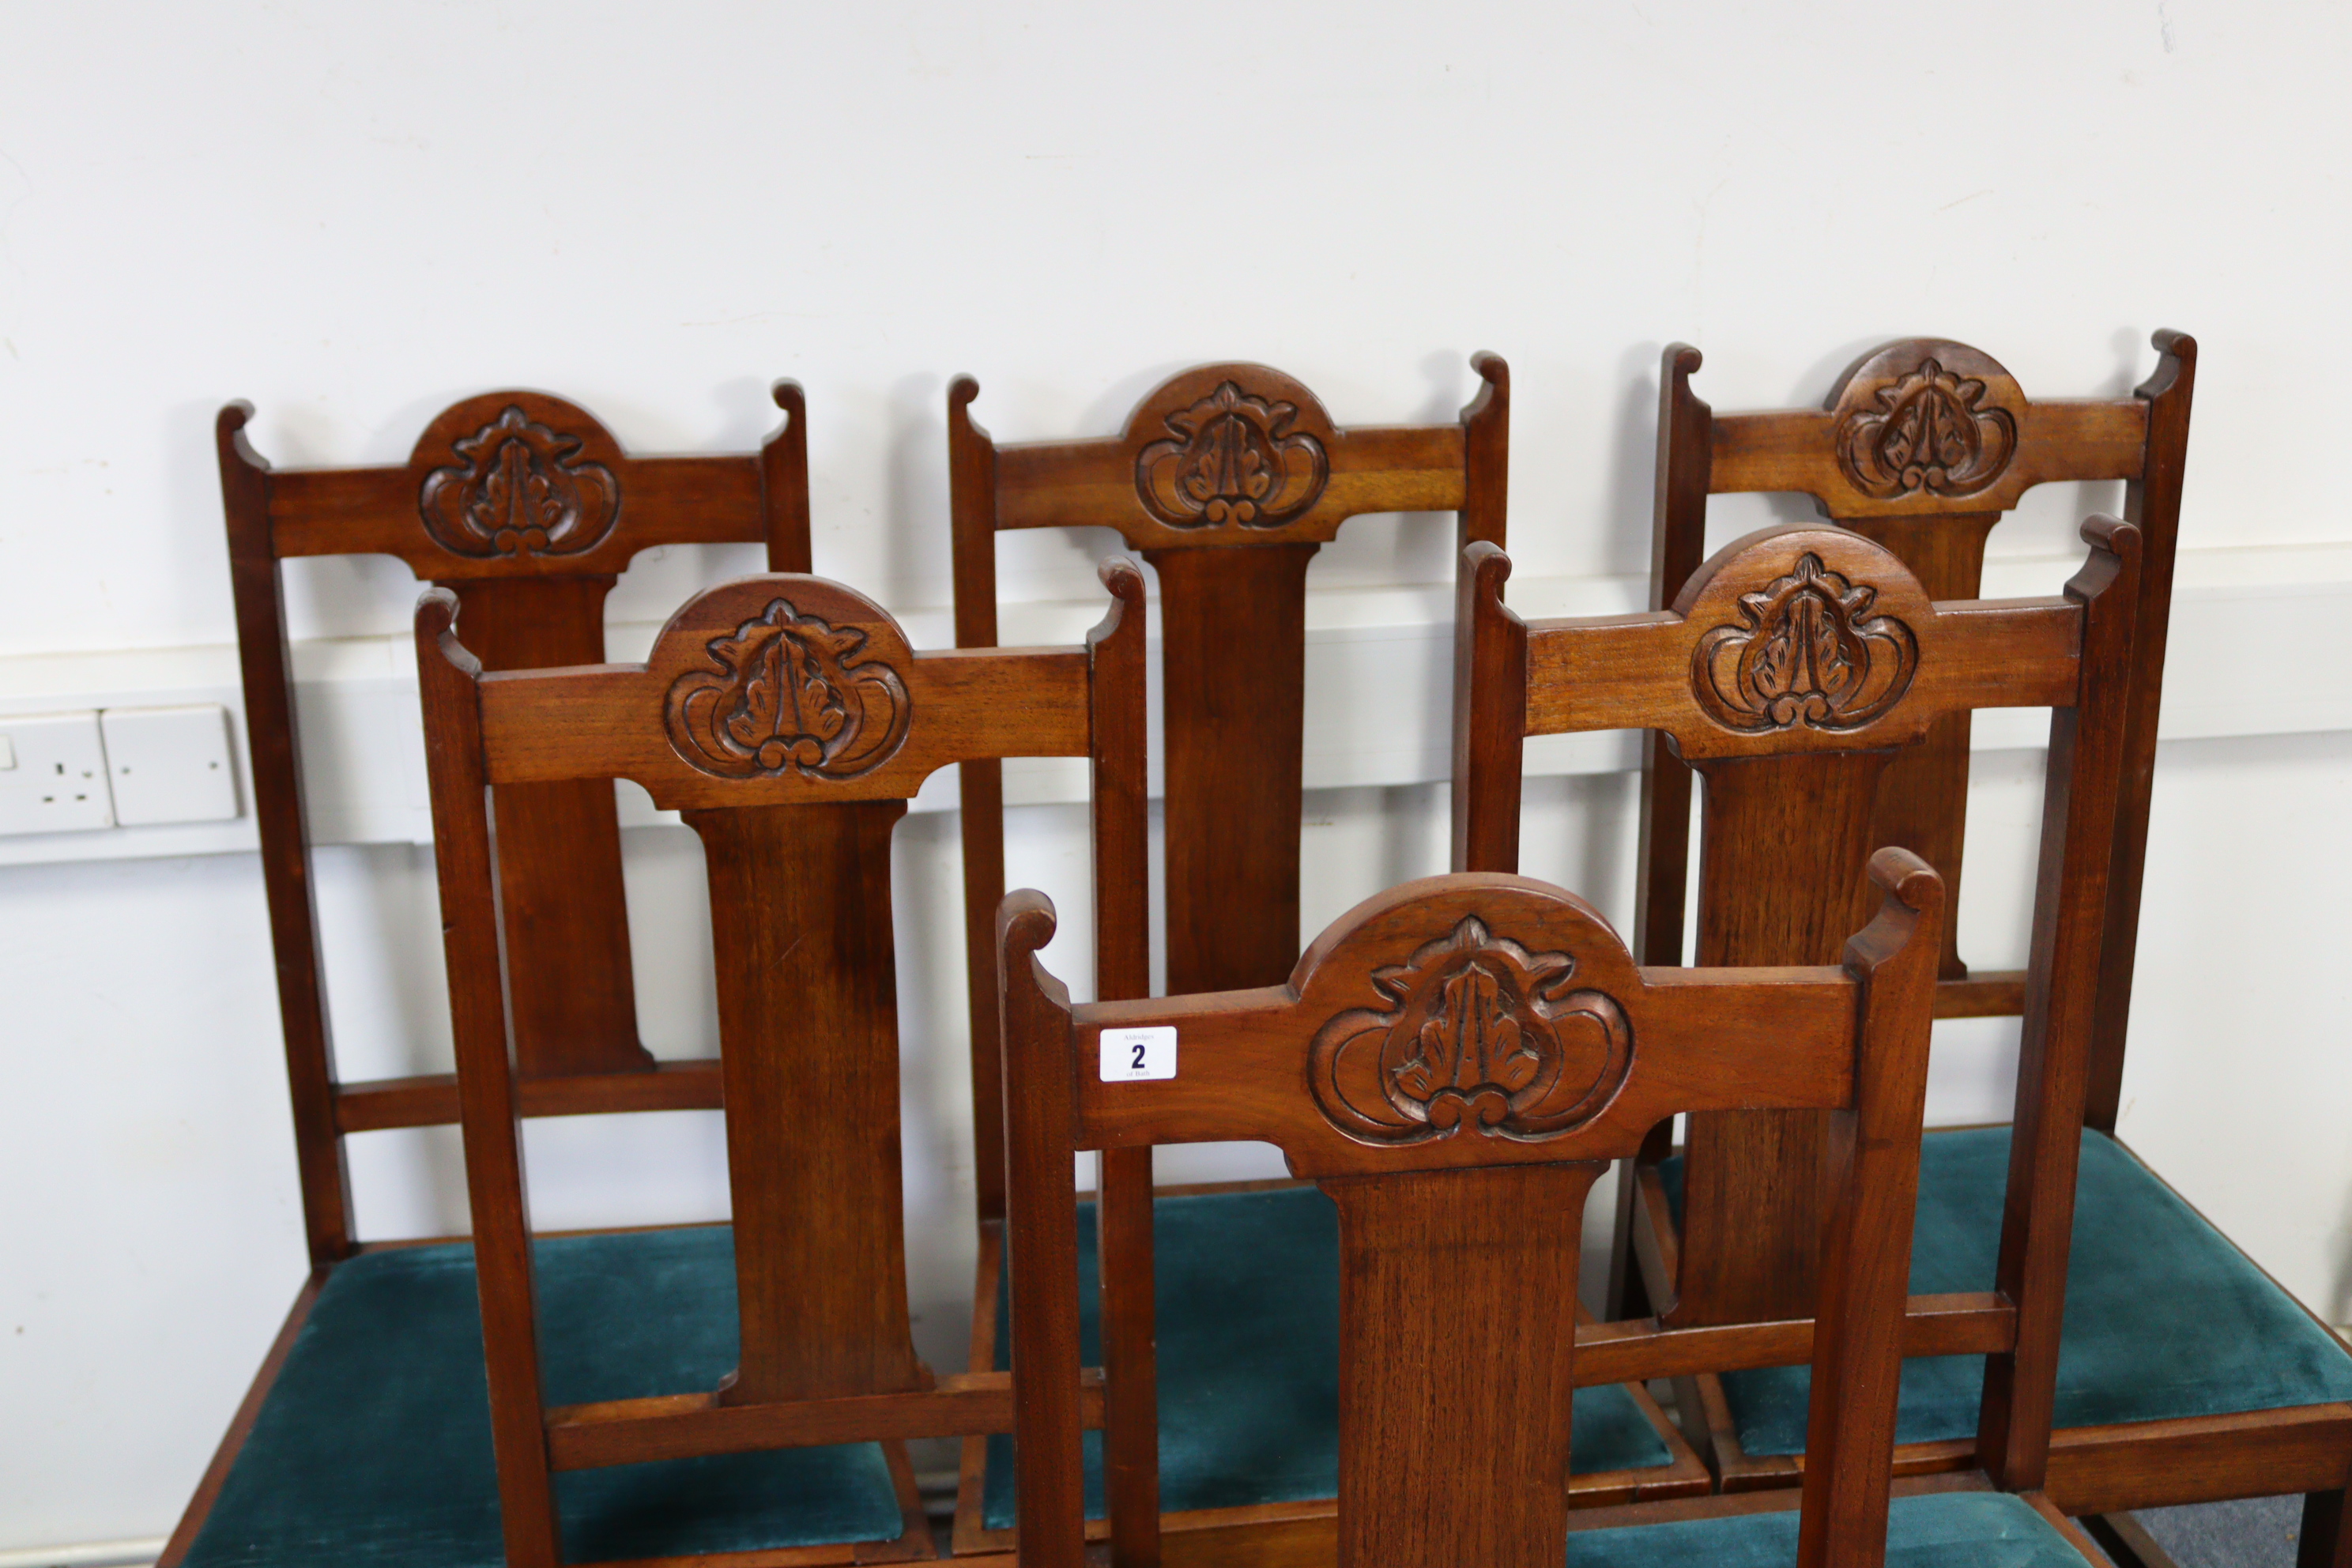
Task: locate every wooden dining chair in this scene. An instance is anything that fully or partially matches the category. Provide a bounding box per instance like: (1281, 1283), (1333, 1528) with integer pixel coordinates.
(946, 362), (1707, 1559)
(168, 560), (1146, 1568)
(1633, 349), (2221, 1565)
(164, 389), (812, 1567)
(1457, 520), (2352, 1559)
(1636, 333), (2193, 1125)
(1001, 854), (2109, 1568)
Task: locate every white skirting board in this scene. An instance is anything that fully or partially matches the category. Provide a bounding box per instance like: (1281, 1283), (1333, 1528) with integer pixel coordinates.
(0, 1542), (163, 1568)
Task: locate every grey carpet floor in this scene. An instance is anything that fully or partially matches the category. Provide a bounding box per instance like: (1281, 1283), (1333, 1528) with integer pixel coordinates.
(2133, 1495), (2305, 1568)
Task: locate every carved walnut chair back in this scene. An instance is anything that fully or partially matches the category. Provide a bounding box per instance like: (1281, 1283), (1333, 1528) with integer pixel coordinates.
(415, 560), (1147, 1568)
(220, 387), (812, 1267)
(1454, 520), (2142, 1492)
(1640, 334), (2192, 1130)
(947, 357), (1510, 1201)
(1000, 858), (1946, 1568)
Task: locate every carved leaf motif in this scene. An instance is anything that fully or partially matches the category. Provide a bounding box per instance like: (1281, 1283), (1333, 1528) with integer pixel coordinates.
(1136, 380), (1329, 529)
(664, 599), (912, 780)
(418, 405), (620, 559)
(1692, 553), (1919, 735)
(1310, 916), (1632, 1147)
(1837, 358), (2018, 500)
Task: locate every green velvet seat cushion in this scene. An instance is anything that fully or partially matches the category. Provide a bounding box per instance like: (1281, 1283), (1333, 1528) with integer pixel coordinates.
(184, 1225), (903, 1567)
(1562, 1490), (2093, 1566)
(982, 1185), (1675, 1528)
(1659, 1127), (2352, 1458)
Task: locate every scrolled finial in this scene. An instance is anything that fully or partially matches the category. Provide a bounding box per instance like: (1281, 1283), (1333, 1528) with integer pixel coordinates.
(413, 586), (481, 679)
(1097, 554), (1145, 607)
(1463, 538), (1513, 607)
(997, 888), (1060, 963)
(1864, 846), (1943, 920)
(2077, 514), (2143, 566)
(216, 401), (269, 474)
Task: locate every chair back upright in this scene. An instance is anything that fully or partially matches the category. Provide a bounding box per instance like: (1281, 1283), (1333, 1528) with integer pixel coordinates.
(416, 560), (1148, 1568)
(1643, 335), (2192, 1119)
(1455, 519), (2143, 1488)
(999, 858), (1944, 1568)
(221, 386), (811, 1264)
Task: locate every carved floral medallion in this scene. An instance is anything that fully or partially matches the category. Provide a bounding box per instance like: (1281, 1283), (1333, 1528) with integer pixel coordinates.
(1836, 358), (2018, 500)
(1310, 916), (1632, 1146)
(1692, 553), (1919, 735)
(664, 598), (912, 780)
(418, 405), (621, 559)
(1135, 380), (1329, 529)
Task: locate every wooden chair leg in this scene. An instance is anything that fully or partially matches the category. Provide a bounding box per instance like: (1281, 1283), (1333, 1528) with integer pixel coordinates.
(2080, 1511), (2184, 1568)
(1665, 1373), (1717, 1473)
(2302, 1489), (2352, 1568)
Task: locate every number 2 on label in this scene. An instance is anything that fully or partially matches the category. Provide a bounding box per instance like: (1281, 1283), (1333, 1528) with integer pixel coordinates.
(1101, 1026), (1177, 1083)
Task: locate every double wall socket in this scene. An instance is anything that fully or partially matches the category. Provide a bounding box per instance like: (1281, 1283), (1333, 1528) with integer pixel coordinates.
(0, 704), (240, 837)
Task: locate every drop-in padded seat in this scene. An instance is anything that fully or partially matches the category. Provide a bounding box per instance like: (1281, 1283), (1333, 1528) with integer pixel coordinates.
(1663, 1128), (2352, 1457)
(982, 1185), (1678, 1526)
(183, 1226), (903, 1568)
(1563, 1490), (2093, 1566)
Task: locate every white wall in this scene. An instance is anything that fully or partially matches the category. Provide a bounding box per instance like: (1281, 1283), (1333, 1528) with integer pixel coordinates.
(4, 0), (2352, 1552)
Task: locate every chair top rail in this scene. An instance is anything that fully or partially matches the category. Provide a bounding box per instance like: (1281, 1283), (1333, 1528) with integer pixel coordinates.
(1700, 337), (2158, 518)
(224, 384), (803, 579)
(957, 357), (1506, 549)
(424, 560), (1142, 811)
(1018, 861), (1943, 1182)
(1493, 521), (2136, 760)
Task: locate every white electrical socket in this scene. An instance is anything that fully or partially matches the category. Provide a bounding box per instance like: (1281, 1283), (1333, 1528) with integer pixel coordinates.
(0, 710), (115, 835)
(101, 704), (240, 826)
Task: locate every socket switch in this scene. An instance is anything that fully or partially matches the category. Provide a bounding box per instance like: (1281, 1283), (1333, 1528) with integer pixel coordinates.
(0, 710), (115, 835)
(101, 704), (239, 826)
